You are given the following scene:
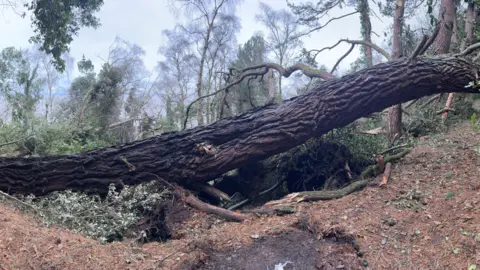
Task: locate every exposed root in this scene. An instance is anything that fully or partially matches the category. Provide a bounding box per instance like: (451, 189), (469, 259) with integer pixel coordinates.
(183, 193), (248, 222)
(265, 148), (411, 206)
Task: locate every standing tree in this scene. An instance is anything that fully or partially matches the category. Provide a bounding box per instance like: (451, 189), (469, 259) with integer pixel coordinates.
(256, 2), (303, 100)
(387, 0), (406, 143)
(172, 0), (242, 126)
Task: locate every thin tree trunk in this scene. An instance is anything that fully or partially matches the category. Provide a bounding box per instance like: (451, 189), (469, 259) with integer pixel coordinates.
(265, 69), (276, 105)
(358, 0), (373, 67)
(387, 0), (406, 143)
(1, 57), (479, 196)
(434, 0), (456, 119)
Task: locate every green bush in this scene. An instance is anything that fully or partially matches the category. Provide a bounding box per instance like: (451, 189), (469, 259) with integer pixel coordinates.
(21, 181), (172, 243)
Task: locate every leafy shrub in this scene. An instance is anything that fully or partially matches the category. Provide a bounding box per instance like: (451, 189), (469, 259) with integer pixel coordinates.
(22, 181), (172, 243)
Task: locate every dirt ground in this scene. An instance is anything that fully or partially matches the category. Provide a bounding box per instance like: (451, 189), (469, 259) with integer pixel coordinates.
(1, 121), (479, 270)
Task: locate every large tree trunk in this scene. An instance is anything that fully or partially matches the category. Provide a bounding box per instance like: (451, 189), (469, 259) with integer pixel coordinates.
(435, 0), (457, 120)
(387, 0), (406, 143)
(1, 57), (479, 196)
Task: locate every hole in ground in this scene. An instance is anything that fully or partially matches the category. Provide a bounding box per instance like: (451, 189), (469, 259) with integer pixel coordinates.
(187, 229), (364, 270)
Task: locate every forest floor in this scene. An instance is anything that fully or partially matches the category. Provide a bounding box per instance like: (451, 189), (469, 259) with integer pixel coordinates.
(1, 121), (479, 270)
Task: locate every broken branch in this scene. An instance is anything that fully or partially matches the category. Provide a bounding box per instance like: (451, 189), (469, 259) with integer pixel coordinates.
(184, 194), (247, 222)
(379, 162), (392, 186)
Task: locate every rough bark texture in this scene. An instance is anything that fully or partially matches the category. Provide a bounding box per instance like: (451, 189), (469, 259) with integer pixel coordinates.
(464, 3), (476, 49)
(434, 0), (456, 120)
(387, 0), (406, 143)
(433, 0), (456, 54)
(1, 57), (479, 196)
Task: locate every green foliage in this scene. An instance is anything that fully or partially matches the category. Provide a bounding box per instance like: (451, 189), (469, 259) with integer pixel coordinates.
(0, 47), (43, 128)
(77, 54), (95, 75)
(471, 113), (480, 131)
(323, 119), (386, 161)
(22, 181), (172, 243)
(0, 116), (112, 156)
(26, 0), (104, 71)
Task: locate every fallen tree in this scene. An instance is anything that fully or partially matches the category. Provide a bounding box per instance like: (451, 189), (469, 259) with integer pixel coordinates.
(1, 56), (479, 196)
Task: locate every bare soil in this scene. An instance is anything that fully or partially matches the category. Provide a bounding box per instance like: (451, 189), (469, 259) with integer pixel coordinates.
(1, 121), (479, 270)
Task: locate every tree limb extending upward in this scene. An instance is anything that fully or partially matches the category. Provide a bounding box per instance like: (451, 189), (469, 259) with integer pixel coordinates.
(183, 62), (335, 130)
(310, 39), (391, 61)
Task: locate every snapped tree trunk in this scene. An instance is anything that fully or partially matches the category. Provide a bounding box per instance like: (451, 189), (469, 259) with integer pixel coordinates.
(1, 57), (479, 196)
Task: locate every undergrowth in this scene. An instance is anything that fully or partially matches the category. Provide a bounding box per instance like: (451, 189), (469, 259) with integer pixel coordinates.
(8, 181), (173, 243)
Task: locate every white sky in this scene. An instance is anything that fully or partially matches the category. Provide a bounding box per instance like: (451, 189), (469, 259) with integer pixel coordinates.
(0, 0), (391, 80)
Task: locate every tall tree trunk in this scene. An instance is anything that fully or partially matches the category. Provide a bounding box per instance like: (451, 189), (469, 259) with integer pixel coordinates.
(358, 0), (373, 67)
(434, 0), (456, 54)
(1, 57), (479, 196)
(434, 0), (456, 120)
(464, 2), (476, 49)
(387, 0), (406, 143)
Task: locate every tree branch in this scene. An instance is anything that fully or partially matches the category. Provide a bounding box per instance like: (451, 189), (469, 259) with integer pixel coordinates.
(312, 39), (391, 61)
(455, 42), (480, 57)
(293, 11), (360, 40)
(331, 44), (355, 74)
(410, 35), (428, 60)
(183, 63), (335, 130)
(418, 24), (441, 56)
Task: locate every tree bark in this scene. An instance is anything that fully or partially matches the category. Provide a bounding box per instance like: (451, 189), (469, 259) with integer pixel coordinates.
(387, 0), (406, 143)
(1, 57), (479, 196)
(434, 0), (456, 119)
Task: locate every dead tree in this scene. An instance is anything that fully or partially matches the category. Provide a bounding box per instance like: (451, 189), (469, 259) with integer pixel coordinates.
(1, 55), (480, 196)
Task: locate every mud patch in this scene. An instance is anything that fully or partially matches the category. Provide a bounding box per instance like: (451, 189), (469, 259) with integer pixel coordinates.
(199, 229), (363, 270)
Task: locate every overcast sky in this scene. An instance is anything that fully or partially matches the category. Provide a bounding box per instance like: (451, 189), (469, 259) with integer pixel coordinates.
(0, 0), (393, 80)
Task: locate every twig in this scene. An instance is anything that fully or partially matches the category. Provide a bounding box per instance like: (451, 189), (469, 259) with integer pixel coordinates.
(0, 190), (39, 213)
(292, 11), (359, 40)
(258, 180), (284, 195)
(381, 143), (408, 155)
(0, 135), (34, 148)
(312, 39), (391, 61)
(419, 94), (441, 109)
(436, 108), (456, 114)
(330, 44), (355, 74)
(227, 198), (249, 211)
